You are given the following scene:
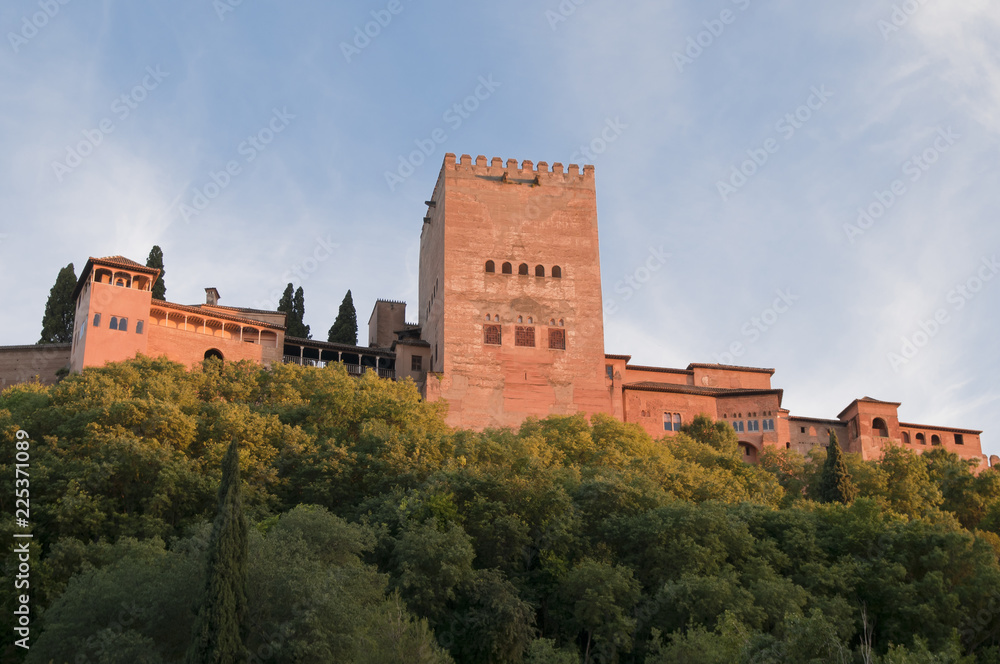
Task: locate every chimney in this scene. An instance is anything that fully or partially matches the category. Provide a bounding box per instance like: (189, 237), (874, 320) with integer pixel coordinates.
(205, 288), (220, 306)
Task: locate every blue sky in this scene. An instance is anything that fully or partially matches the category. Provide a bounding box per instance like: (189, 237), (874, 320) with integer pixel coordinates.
(2, 1), (999, 455)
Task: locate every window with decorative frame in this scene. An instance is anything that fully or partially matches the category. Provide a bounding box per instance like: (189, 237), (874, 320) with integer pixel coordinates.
(548, 328), (565, 350)
(514, 325), (535, 347)
(484, 324), (502, 346)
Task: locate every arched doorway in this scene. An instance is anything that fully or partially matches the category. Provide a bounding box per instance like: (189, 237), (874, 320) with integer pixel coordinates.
(738, 442), (758, 464)
(204, 349), (224, 361)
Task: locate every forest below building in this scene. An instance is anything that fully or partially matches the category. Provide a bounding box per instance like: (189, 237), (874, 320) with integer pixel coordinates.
(4, 356), (1000, 663)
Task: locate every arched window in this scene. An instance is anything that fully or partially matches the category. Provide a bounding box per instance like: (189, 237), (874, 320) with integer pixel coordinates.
(872, 418), (888, 437)
(485, 260), (495, 273)
(527, 316), (533, 324)
(204, 349), (223, 361)
(518, 263), (529, 275)
(118, 318), (128, 332)
(552, 266), (562, 278)
(517, 315), (523, 323)
(115, 279), (125, 287)
(559, 319), (564, 326)
(485, 314), (492, 321)
(931, 434), (941, 446)
(110, 316), (119, 330)
(915, 433), (926, 445)
(93, 313), (101, 327)
(901, 431), (910, 445)
(136, 321), (144, 335)
(501, 262), (512, 274)
(535, 265), (545, 277)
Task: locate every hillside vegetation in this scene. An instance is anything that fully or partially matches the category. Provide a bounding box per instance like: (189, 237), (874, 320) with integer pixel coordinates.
(3, 356), (1000, 663)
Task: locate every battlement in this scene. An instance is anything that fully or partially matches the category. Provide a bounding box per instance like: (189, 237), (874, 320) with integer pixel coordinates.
(441, 153), (595, 184)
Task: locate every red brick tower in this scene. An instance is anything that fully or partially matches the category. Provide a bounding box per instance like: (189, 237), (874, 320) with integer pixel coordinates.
(420, 154), (612, 429)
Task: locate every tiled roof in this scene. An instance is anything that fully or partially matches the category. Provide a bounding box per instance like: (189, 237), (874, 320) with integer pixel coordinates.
(687, 363), (776, 375)
(605, 353), (632, 361)
(624, 381), (784, 403)
(197, 303), (284, 317)
(284, 336), (396, 357)
(626, 364), (692, 375)
(150, 301), (285, 330)
(899, 422), (983, 435)
(94, 255), (154, 270)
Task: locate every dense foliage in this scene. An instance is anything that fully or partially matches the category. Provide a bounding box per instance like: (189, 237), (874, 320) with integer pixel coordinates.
(3, 357), (1000, 663)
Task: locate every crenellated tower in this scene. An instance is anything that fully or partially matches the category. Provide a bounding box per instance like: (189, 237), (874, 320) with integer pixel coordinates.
(419, 153), (612, 428)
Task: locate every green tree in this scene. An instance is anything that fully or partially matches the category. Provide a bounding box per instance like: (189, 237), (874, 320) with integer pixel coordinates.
(39, 262), (77, 344)
(328, 289), (358, 345)
(186, 439), (249, 663)
(146, 246), (166, 300)
(278, 284), (310, 338)
(818, 431), (857, 504)
(292, 286), (311, 339)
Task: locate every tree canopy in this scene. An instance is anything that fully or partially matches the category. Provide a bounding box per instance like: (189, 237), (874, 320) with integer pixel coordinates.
(3, 356), (1000, 663)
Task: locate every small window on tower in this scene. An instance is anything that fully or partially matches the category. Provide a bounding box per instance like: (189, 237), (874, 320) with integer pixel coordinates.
(552, 266), (562, 278)
(518, 263), (529, 275)
(484, 324), (502, 346)
(93, 313), (101, 327)
(110, 316), (119, 330)
(118, 318), (128, 332)
(514, 326), (535, 347)
(548, 328), (565, 350)
(485, 260), (495, 273)
(502, 262), (512, 274)
(606, 365), (614, 380)
(535, 265), (545, 277)
(136, 320), (144, 335)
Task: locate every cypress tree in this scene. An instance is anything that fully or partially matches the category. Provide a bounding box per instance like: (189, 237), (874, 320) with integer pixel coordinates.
(187, 439), (249, 664)
(146, 245), (167, 300)
(818, 430), (858, 504)
(327, 290), (358, 345)
(277, 283), (294, 319)
(39, 263), (77, 344)
(291, 286), (311, 339)
(277, 283), (310, 338)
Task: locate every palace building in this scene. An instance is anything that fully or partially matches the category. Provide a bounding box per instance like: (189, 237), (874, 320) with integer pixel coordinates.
(0, 153), (987, 467)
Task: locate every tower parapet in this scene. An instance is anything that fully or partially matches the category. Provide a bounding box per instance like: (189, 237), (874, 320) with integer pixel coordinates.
(442, 153), (594, 185)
